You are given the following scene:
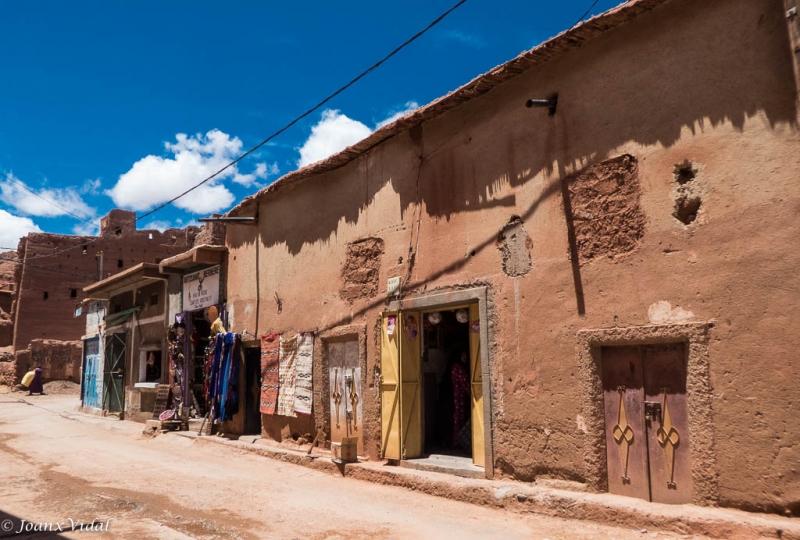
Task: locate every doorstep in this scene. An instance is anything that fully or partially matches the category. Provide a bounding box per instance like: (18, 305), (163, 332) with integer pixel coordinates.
(183, 433), (800, 540)
(398, 454), (485, 479)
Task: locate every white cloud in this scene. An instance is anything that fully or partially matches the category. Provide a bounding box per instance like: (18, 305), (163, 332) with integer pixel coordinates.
(143, 220), (172, 232)
(81, 178), (102, 195)
(442, 30), (485, 48)
(298, 104), (419, 168)
(0, 210), (42, 251)
(0, 174), (96, 219)
(72, 222), (100, 237)
(376, 101), (419, 129)
(106, 129), (269, 214)
(297, 110), (373, 168)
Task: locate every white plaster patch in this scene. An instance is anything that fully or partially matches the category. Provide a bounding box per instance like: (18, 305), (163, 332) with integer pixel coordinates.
(576, 414), (588, 434)
(244, 303), (253, 314)
(647, 301), (694, 325)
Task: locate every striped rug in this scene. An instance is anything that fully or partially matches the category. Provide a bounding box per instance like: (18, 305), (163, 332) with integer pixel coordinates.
(294, 332), (314, 415)
(259, 333), (280, 415)
(277, 334), (298, 417)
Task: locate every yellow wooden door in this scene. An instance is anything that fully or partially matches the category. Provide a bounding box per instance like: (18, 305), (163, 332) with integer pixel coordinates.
(380, 312), (401, 459)
(469, 304), (485, 467)
(399, 311), (423, 459)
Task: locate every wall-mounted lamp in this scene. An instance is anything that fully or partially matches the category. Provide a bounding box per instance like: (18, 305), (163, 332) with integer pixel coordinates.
(525, 94), (558, 116)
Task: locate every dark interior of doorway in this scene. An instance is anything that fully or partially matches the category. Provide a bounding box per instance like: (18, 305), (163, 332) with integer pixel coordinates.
(243, 348), (261, 435)
(190, 312), (211, 414)
(422, 309), (471, 457)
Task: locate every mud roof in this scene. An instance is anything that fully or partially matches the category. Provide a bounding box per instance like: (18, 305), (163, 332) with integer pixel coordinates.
(228, 0), (671, 216)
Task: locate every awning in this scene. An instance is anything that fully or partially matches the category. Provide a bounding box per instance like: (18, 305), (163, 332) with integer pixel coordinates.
(159, 245), (227, 274)
(83, 263), (165, 299)
(104, 306), (140, 326)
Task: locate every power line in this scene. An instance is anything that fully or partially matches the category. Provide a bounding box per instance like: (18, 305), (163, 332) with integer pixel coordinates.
(0, 172), (97, 226)
(134, 0), (470, 223)
(569, 0), (601, 29)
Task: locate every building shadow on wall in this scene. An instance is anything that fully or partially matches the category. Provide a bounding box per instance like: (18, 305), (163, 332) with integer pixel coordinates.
(229, 0), (797, 260)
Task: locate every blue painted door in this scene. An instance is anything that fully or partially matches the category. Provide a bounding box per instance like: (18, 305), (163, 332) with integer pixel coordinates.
(81, 337), (103, 409)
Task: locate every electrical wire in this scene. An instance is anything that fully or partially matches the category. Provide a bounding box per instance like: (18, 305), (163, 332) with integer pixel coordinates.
(134, 0), (470, 223)
(569, 0), (601, 30)
(0, 0), (471, 265)
(0, 172), (97, 226)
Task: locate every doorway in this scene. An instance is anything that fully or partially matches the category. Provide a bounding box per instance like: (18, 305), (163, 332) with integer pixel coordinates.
(421, 309), (471, 457)
(243, 347), (261, 435)
(380, 301), (486, 469)
(601, 342), (692, 504)
(103, 332), (126, 415)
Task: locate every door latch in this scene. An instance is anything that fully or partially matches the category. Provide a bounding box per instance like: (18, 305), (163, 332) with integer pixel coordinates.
(644, 401), (662, 423)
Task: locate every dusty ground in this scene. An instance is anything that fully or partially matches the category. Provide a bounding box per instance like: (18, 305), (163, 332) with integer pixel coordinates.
(0, 393), (708, 539)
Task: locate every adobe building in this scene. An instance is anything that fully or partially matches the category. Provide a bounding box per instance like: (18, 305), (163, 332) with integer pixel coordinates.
(7, 209), (225, 383)
(220, 0), (800, 514)
(79, 244), (228, 424)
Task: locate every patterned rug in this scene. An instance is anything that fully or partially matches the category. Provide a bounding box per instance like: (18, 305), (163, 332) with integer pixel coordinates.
(259, 333), (280, 415)
(277, 334), (298, 417)
(294, 332), (314, 415)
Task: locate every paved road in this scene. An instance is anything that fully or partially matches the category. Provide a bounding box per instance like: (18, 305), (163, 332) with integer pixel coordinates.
(0, 392), (694, 539)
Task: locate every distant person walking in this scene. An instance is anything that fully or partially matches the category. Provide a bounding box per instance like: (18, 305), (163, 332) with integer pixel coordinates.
(27, 366), (45, 395)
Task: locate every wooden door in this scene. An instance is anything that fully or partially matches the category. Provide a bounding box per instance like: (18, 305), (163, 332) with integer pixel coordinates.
(328, 338), (362, 454)
(468, 304), (485, 467)
(103, 333), (126, 414)
(601, 346), (650, 501)
(399, 311), (422, 459)
(601, 344), (692, 504)
(643, 344), (692, 504)
(380, 313), (401, 459)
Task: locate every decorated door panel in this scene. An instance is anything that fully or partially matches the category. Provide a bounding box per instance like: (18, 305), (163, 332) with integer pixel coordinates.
(328, 338), (362, 454)
(601, 346), (650, 501)
(380, 313), (401, 459)
(642, 344), (692, 504)
(468, 304), (485, 467)
(399, 311), (422, 459)
(601, 343), (692, 504)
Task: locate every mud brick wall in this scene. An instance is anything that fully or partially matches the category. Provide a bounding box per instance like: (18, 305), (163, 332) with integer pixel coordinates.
(11, 210), (224, 352)
(15, 339), (82, 383)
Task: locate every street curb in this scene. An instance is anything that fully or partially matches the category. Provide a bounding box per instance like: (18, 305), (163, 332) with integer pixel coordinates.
(187, 433), (799, 540)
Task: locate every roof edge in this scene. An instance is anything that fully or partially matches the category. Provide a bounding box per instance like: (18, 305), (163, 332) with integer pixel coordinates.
(228, 0), (672, 216)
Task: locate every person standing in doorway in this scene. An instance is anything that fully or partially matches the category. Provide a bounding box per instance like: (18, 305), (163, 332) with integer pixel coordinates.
(450, 351), (470, 448)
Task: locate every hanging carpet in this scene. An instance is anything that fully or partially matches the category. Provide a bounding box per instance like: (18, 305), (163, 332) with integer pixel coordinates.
(260, 333), (280, 415)
(294, 332), (314, 415)
(277, 334), (298, 417)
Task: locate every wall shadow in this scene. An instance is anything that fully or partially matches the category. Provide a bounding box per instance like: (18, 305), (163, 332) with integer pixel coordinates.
(227, 0), (797, 259)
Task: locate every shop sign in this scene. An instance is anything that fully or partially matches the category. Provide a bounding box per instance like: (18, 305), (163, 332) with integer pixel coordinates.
(183, 265), (220, 311)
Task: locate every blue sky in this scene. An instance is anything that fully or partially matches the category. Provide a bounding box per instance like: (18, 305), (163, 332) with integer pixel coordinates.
(0, 0), (616, 250)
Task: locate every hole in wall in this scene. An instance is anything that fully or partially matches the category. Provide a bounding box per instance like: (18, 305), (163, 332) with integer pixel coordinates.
(672, 160), (703, 226)
(674, 197), (701, 225)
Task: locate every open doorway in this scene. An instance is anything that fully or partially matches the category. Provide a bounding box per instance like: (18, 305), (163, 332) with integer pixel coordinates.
(422, 308), (471, 458)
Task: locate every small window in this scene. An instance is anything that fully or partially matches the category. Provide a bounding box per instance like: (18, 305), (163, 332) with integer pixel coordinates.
(117, 259), (123, 268)
(43, 291), (49, 300)
(149, 293), (158, 306)
(70, 289), (77, 298)
(115, 227), (122, 236)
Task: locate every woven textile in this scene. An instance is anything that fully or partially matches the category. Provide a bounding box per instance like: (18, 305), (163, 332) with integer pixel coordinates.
(294, 332), (314, 415)
(260, 333), (280, 415)
(277, 334), (298, 417)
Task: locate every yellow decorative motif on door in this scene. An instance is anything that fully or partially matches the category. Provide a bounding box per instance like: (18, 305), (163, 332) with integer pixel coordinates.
(656, 390), (680, 489)
(612, 385), (634, 483)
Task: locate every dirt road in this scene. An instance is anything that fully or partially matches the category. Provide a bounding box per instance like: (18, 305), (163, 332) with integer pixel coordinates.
(0, 393), (702, 539)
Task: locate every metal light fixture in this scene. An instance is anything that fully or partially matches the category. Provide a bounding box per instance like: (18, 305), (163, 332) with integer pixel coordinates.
(525, 94), (558, 116)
